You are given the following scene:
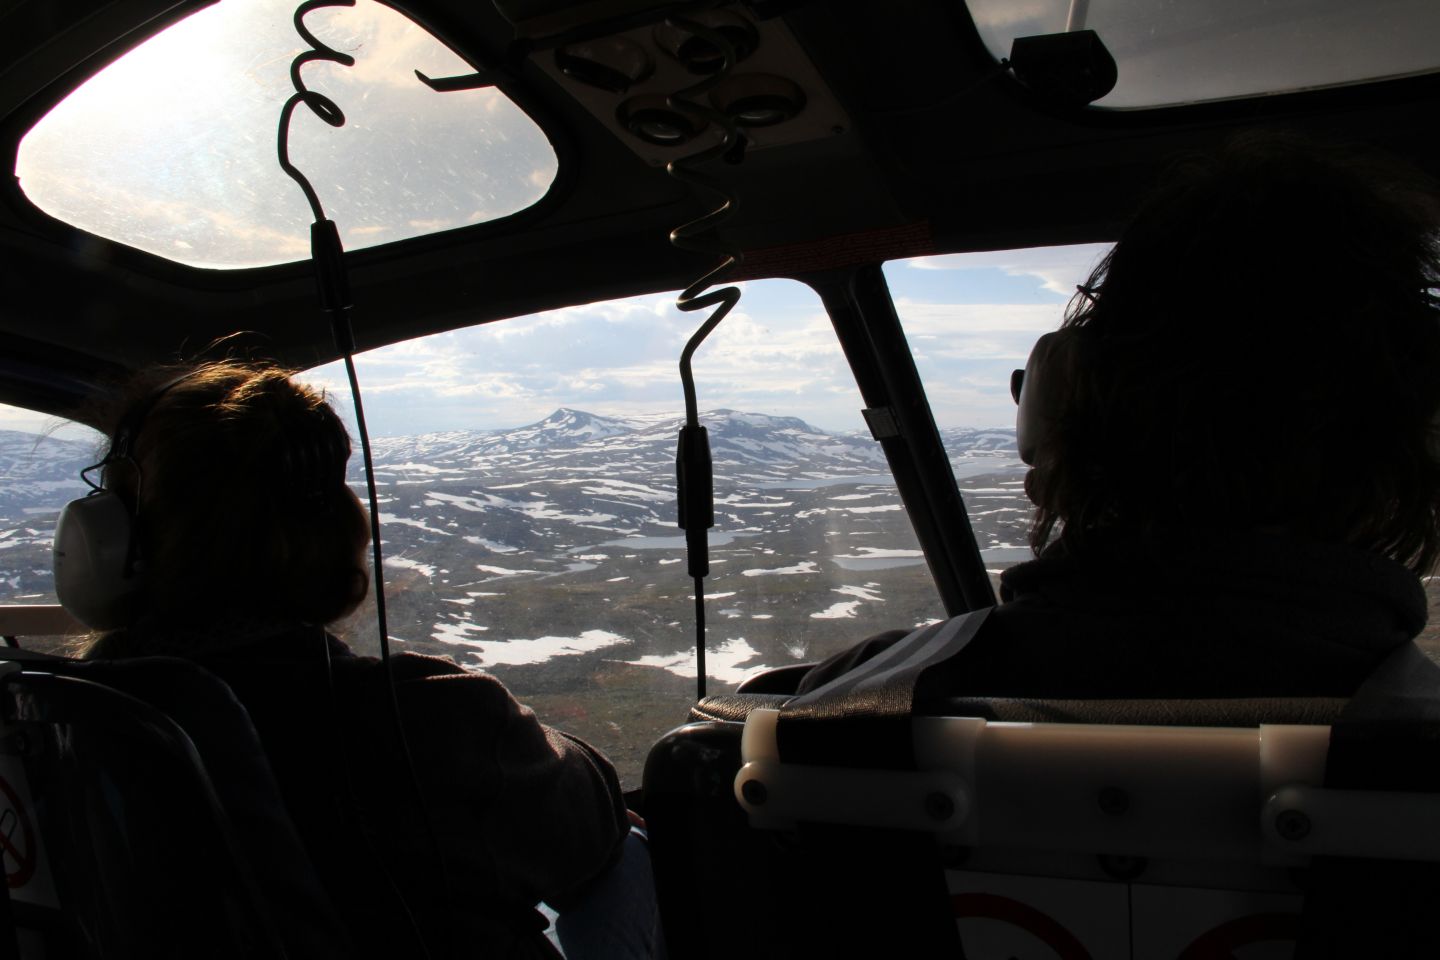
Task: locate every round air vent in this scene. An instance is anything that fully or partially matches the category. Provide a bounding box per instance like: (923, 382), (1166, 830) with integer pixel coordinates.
(709, 73), (805, 127)
(617, 95), (706, 145)
(654, 11), (758, 75)
(555, 36), (653, 93)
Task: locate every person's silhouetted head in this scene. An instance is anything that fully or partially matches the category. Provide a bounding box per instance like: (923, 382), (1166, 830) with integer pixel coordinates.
(91, 360), (369, 634)
(1025, 134), (1440, 573)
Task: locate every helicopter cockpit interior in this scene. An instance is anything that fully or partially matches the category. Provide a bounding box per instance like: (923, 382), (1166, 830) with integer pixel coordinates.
(1, 0), (1440, 957)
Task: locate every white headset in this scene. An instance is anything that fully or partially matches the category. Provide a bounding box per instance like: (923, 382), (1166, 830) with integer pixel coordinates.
(53, 375), (190, 630)
(1013, 330), (1075, 467)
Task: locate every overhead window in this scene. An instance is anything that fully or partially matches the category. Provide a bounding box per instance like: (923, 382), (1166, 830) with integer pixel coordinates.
(966, 0), (1440, 109)
(15, 0), (558, 268)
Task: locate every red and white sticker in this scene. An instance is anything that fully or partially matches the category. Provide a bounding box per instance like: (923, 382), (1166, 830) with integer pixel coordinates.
(950, 871), (1125, 959)
(0, 755), (56, 908)
(950, 870), (1301, 960)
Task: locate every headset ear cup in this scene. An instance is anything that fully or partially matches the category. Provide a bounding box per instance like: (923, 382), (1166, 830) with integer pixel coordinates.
(54, 492), (141, 630)
(1016, 331), (1074, 467)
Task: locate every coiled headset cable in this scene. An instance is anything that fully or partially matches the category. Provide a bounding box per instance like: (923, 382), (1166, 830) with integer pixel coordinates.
(277, 2), (451, 955)
(664, 6), (746, 702)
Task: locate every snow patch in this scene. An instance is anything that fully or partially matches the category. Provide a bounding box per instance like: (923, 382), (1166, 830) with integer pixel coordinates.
(432, 621), (489, 646)
(380, 514), (454, 536)
(475, 564), (539, 576)
(741, 561), (818, 577)
(463, 536), (518, 553)
(466, 629), (631, 667)
(811, 601), (861, 619)
(385, 556), (436, 578)
(615, 637), (765, 685)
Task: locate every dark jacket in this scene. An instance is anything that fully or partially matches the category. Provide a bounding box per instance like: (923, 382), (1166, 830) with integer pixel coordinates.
(800, 530), (1428, 699)
(94, 625), (628, 959)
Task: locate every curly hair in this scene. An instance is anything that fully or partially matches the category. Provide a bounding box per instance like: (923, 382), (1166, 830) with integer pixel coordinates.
(88, 360), (369, 634)
(1026, 134), (1440, 573)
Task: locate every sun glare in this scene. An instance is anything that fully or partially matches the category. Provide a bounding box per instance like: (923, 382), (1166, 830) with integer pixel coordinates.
(47, 7), (250, 120)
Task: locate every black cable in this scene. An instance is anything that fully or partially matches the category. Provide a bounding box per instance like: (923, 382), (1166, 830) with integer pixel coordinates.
(277, 0), (355, 223)
(666, 9), (746, 702)
(690, 577), (706, 698)
(276, 2), (453, 954)
(318, 626), (431, 957)
(341, 356), (390, 661)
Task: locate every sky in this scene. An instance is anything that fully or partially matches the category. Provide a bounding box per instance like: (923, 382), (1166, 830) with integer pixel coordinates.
(7, 0), (1439, 431)
(0, 244), (1110, 441)
(292, 242), (1109, 437)
(0, 0), (1111, 440)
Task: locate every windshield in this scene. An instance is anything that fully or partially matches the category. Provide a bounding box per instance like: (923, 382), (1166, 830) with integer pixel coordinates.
(0, 408), (103, 641)
(883, 244), (1109, 589)
(303, 280), (946, 784)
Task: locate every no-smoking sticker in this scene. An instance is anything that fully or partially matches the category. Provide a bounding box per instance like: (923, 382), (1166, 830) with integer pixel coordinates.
(0, 755), (56, 908)
(0, 772), (36, 888)
(949, 870), (1127, 958)
(954, 892), (1095, 959)
(950, 869), (1302, 959)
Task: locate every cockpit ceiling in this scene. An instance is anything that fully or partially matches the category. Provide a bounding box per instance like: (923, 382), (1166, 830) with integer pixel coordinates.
(1, 0), (1439, 411)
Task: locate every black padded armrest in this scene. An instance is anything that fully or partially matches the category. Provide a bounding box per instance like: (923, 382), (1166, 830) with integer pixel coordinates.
(691, 692), (1349, 726)
(690, 693), (790, 723)
(920, 696), (1348, 726)
(734, 663), (815, 695)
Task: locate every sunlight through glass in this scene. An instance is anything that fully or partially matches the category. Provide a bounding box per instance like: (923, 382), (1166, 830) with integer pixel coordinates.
(16, 0), (557, 268)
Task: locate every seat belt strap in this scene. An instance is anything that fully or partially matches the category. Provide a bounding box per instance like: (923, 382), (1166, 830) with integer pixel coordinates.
(777, 607), (991, 770)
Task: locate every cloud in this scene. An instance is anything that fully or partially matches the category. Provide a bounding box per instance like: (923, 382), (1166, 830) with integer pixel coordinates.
(966, 0), (1063, 33)
(901, 243), (1111, 296)
(304, 1), (476, 92)
(302, 264), (1074, 437)
(895, 303), (1059, 360)
(299, 281), (875, 436)
(913, 368), (1022, 428)
(0, 408), (102, 442)
(6, 257), (1049, 438)
(16, 161), (311, 267)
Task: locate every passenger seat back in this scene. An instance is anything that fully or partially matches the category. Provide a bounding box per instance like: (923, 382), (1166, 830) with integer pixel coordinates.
(646, 691), (1439, 959)
(0, 656), (350, 959)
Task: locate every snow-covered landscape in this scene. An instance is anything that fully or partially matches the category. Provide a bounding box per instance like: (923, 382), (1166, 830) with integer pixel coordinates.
(0, 410), (1030, 782)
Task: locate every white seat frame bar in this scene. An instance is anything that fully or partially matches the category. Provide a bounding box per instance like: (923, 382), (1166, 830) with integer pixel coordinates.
(734, 707), (1440, 865)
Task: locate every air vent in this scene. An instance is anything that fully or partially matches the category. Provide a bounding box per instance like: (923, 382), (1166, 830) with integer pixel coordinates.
(555, 36), (653, 93)
(535, 5), (848, 166)
(654, 11), (758, 75)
